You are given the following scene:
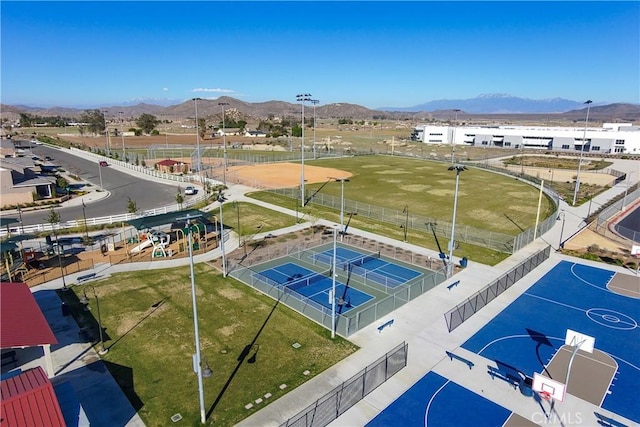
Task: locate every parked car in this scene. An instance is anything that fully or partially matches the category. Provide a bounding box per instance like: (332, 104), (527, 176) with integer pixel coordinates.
(44, 156), (53, 161)
(99, 161), (109, 167)
(184, 186), (196, 195)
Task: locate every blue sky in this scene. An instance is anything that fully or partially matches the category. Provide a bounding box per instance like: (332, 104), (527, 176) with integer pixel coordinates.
(1, 1), (638, 109)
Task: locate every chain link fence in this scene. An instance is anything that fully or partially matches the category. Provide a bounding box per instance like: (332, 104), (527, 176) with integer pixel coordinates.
(444, 245), (551, 332)
(280, 341), (408, 427)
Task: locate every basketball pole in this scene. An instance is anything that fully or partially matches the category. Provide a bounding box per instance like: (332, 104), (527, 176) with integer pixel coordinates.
(565, 337), (587, 394)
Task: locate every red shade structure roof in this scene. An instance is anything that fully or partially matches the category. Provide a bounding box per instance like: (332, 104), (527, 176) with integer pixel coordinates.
(1, 366), (66, 426)
(0, 282), (57, 348)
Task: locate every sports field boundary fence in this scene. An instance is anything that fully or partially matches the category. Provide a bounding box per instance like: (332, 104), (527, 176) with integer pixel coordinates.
(444, 245), (551, 332)
(280, 341), (408, 427)
(228, 241), (445, 336)
(593, 187), (640, 244)
(267, 186), (554, 254)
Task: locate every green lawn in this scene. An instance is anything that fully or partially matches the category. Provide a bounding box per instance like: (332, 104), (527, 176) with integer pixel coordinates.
(60, 265), (357, 426)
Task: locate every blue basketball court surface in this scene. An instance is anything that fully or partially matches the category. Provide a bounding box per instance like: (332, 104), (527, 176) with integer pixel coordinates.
(366, 260), (640, 426)
(255, 262), (374, 313)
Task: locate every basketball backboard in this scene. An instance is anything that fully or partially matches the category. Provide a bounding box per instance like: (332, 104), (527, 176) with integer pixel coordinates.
(565, 329), (595, 353)
(532, 373), (566, 402)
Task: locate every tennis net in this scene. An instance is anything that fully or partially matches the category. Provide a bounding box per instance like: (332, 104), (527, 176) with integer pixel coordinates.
(286, 269), (332, 291)
(341, 252), (380, 270)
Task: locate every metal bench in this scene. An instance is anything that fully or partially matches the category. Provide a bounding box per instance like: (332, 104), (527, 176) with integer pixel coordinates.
(447, 280), (460, 290)
(445, 351), (474, 369)
(377, 319), (394, 333)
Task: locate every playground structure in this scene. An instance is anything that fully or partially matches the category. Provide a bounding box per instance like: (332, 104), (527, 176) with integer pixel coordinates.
(129, 230), (172, 258)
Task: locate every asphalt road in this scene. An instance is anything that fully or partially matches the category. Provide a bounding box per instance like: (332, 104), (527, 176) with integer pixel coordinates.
(20, 144), (180, 226)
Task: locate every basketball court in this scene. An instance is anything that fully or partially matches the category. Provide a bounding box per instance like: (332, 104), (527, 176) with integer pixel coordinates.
(367, 260), (639, 426)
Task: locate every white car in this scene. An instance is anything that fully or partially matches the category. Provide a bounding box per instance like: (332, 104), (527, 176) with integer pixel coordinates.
(184, 186), (196, 195)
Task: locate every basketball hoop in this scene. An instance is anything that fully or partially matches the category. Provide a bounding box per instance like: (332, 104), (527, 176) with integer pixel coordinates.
(539, 391), (552, 401)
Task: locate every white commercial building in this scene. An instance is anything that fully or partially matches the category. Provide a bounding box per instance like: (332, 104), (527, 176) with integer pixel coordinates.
(411, 123), (640, 155)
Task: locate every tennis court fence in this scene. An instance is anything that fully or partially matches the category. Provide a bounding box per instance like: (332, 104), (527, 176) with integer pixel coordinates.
(280, 341), (408, 427)
(444, 245), (551, 332)
(229, 242), (446, 336)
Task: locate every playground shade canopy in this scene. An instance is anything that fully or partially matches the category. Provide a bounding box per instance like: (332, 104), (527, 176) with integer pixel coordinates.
(125, 209), (209, 230)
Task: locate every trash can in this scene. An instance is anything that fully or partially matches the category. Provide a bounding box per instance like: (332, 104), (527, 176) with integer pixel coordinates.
(460, 257), (468, 268)
(61, 302), (70, 316)
(519, 376), (533, 397)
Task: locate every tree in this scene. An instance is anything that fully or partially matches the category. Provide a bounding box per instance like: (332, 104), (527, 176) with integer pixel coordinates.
(79, 110), (106, 135)
(127, 197), (138, 214)
(197, 117), (206, 140)
(46, 207), (61, 226)
(136, 113), (160, 134)
(175, 191), (184, 210)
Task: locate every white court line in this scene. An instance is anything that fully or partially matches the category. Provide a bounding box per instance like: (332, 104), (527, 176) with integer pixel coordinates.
(569, 263), (616, 293)
(424, 380), (450, 427)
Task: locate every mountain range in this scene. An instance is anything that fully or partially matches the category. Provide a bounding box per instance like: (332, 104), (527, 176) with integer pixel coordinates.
(1, 94), (639, 122)
(381, 94), (592, 114)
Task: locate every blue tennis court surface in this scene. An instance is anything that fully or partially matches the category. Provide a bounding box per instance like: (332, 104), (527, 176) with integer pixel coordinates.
(256, 262), (374, 313)
(367, 372), (510, 427)
(314, 247), (422, 288)
(462, 260), (640, 423)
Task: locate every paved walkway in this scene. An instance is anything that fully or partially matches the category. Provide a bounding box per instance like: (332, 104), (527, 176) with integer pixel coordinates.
(11, 153), (639, 427)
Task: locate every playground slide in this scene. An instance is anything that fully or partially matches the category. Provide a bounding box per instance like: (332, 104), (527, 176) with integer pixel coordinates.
(130, 239), (153, 254)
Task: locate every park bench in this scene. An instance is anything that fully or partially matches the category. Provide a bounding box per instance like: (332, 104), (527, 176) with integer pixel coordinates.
(446, 280), (460, 290)
(445, 351), (474, 369)
(77, 272), (96, 283)
(487, 365), (521, 389)
(377, 319), (394, 333)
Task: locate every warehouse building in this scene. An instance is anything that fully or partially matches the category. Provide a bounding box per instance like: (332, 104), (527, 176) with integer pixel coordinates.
(410, 123), (640, 154)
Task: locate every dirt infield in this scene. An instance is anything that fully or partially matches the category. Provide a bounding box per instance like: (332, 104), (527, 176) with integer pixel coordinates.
(226, 162), (352, 188)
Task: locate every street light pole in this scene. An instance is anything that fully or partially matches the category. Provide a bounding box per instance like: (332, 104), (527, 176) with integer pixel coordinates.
(119, 111), (125, 162)
(218, 102), (229, 186)
(402, 205), (409, 242)
(451, 109), (460, 164)
(331, 225), (337, 339)
(311, 99), (319, 160)
(218, 194), (227, 278)
(82, 199), (89, 240)
(297, 93), (312, 206)
(192, 97), (203, 179)
(80, 285), (108, 355)
(447, 165), (467, 277)
(102, 111), (109, 155)
(557, 211), (566, 249)
(572, 100), (593, 206)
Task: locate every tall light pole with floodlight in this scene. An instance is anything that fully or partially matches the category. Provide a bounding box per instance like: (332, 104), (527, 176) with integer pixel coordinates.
(177, 213), (208, 424)
(451, 109), (461, 164)
(192, 97), (203, 178)
(79, 285), (108, 355)
(297, 93), (312, 206)
(332, 177), (350, 238)
(572, 100), (593, 206)
(447, 165), (467, 277)
(218, 102), (230, 186)
(311, 99), (319, 159)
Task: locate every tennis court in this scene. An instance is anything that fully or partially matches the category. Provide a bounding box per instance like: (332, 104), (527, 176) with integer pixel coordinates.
(366, 260), (639, 426)
(313, 247), (422, 289)
(255, 262), (374, 313)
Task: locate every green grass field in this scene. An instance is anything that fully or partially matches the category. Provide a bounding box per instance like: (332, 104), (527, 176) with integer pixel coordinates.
(249, 155), (555, 235)
(60, 265), (357, 426)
